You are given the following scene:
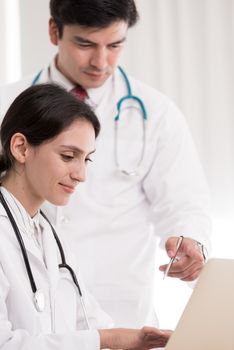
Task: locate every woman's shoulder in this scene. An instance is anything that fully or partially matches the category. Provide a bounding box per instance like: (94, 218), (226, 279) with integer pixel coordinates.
(0, 204), (10, 226)
(0, 204), (20, 257)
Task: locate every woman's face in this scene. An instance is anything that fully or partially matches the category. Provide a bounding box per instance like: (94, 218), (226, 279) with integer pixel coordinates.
(23, 119), (96, 208)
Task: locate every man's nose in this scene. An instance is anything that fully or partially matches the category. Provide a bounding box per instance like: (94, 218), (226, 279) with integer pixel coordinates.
(90, 48), (108, 70)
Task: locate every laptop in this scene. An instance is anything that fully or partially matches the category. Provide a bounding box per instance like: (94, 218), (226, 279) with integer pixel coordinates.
(165, 258), (234, 350)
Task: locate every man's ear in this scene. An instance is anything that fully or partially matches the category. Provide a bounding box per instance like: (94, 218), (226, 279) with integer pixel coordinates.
(10, 133), (30, 164)
(49, 17), (59, 45)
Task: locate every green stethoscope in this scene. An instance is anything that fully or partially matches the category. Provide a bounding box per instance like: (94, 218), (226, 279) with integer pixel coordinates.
(32, 65), (148, 176)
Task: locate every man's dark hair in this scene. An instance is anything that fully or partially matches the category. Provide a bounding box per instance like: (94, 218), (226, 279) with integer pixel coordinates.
(50, 0), (139, 38)
(0, 84), (100, 174)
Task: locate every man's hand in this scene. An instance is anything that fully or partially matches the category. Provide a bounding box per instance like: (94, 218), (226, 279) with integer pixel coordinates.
(159, 236), (206, 281)
(99, 326), (172, 349)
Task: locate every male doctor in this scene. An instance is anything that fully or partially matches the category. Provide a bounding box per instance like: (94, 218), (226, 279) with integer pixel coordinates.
(0, 0), (211, 329)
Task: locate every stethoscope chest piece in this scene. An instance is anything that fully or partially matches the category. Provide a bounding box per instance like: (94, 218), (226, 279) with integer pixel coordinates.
(34, 289), (45, 312)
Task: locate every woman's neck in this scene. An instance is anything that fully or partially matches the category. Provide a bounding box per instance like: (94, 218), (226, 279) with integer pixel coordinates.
(1, 173), (42, 217)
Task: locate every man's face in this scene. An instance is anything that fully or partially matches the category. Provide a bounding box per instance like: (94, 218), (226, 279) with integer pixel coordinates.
(49, 19), (128, 89)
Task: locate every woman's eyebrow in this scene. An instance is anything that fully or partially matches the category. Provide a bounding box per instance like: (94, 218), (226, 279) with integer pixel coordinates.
(60, 145), (96, 155)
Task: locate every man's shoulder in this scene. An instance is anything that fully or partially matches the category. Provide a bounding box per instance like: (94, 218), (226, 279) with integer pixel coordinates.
(125, 73), (180, 117)
(117, 71), (188, 131)
(118, 69), (171, 106)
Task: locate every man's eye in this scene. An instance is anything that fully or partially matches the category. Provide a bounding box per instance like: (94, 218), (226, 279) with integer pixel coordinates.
(61, 154), (74, 161)
(78, 43), (93, 48)
(110, 43), (122, 49)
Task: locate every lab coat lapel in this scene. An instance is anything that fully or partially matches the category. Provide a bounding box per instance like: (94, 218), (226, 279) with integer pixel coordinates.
(20, 232), (45, 264)
(41, 220), (59, 295)
(0, 188), (46, 266)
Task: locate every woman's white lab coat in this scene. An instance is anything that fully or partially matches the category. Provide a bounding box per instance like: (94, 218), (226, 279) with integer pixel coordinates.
(0, 196), (112, 350)
(0, 62), (212, 328)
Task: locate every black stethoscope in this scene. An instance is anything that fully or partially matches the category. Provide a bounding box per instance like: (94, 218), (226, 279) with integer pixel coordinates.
(32, 65), (148, 176)
(0, 191), (90, 329)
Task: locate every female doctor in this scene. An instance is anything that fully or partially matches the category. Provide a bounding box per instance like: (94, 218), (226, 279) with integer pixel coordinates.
(0, 83), (170, 350)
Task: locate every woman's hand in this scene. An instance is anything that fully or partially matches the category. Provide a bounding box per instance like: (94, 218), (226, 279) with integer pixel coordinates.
(99, 326), (172, 349)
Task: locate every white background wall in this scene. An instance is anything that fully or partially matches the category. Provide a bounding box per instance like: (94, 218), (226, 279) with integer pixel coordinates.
(0, 0), (234, 330)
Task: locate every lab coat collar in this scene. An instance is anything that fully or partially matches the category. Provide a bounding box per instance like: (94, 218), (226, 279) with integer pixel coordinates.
(0, 186), (41, 238)
(0, 187), (59, 277)
(0, 187), (60, 299)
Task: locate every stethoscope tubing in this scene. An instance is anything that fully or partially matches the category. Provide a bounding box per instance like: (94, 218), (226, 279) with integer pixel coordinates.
(114, 68), (147, 175)
(0, 191), (37, 293)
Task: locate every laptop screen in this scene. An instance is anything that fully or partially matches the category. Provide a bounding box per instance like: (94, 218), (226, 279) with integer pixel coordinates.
(165, 258), (234, 350)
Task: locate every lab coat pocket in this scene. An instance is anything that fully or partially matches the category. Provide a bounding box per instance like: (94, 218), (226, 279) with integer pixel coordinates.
(54, 275), (77, 332)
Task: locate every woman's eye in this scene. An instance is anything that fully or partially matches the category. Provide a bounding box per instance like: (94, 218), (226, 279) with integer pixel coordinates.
(61, 154), (74, 161)
(85, 158), (93, 163)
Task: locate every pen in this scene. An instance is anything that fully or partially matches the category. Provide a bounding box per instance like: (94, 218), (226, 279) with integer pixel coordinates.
(163, 235), (184, 279)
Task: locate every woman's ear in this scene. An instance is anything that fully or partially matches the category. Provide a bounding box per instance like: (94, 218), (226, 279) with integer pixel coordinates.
(49, 17), (59, 45)
(10, 133), (30, 164)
